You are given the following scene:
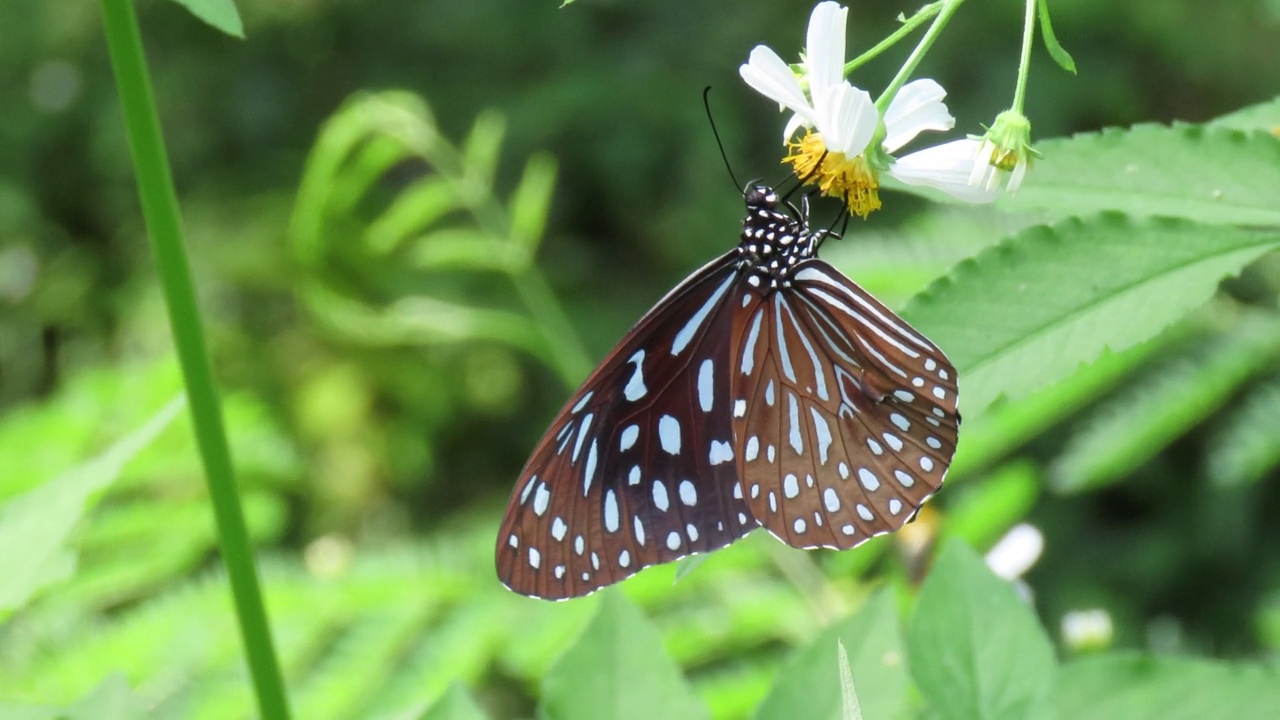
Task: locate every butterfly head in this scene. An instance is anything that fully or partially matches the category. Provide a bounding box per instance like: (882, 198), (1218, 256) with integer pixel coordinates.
(738, 184), (823, 289)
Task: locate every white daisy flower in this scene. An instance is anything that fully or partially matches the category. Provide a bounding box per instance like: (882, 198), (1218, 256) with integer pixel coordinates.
(739, 1), (1013, 213)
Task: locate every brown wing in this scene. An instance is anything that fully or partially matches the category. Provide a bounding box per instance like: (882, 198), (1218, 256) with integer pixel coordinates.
(496, 253), (759, 599)
(729, 259), (959, 550)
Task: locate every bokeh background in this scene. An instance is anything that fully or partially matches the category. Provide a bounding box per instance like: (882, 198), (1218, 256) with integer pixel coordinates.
(2, 0), (1280, 717)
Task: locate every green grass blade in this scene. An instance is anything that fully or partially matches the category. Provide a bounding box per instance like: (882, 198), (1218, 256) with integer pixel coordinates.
(98, 0), (290, 715)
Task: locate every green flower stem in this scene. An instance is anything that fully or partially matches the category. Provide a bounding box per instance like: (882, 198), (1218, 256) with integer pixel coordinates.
(98, 1), (292, 718)
(1011, 0), (1038, 113)
(844, 0), (943, 76)
(875, 0), (966, 113)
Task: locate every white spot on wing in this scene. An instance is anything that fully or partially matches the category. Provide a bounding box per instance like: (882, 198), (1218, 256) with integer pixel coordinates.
(533, 483), (550, 516)
(653, 480), (669, 511)
(784, 474), (799, 498)
(619, 424), (639, 452)
(697, 358), (715, 412)
(823, 488), (840, 512)
(858, 468), (880, 491)
(604, 490), (619, 532)
(709, 440), (734, 465)
(679, 480), (698, 506)
(774, 295), (797, 383)
(572, 413), (594, 461)
(740, 309), (765, 375)
(672, 274), (735, 356)
(583, 439), (599, 495)
(810, 408), (832, 464)
(658, 415), (681, 455)
(787, 393), (803, 453)
(624, 350), (647, 401)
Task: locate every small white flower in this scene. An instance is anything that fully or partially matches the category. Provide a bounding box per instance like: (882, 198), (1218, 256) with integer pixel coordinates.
(739, 2), (996, 213)
(983, 523), (1044, 580)
(968, 110), (1036, 194)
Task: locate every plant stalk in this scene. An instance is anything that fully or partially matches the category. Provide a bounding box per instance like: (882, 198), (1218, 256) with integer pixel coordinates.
(98, 1), (291, 717)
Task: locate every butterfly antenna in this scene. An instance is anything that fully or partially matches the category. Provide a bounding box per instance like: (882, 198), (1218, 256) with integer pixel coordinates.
(780, 149), (827, 216)
(703, 86), (743, 192)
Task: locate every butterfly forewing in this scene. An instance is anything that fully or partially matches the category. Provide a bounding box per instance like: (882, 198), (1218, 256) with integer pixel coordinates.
(496, 253), (758, 600)
(730, 259), (959, 549)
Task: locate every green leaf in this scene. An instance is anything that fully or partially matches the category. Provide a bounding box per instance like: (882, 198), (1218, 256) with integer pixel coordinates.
(462, 111), (505, 194)
(997, 125), (1280, 225)
(755, 590), (906, 720)
(1052, 314), (1280, 492)
(1036, 0), (1076, 73)
(364, 177), (459, 255)
(903, 214), (1280, 416)
(837, 641), (863, 720)
(1052, 653), (1280, 719)
(510, 153), (558, 251)
(908, 539), (1056, 720)
(0, 397), (183, 614)
(1206, 375), (1280, 486)
(1206, 96), (1280, 133)
(419, 682), (489, 720)
(947, 336), (1167, 480)
(538, 592), (707, 720)
(167, 0), (244, 39)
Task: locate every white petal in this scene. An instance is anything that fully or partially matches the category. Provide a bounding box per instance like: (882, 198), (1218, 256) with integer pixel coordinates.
(1008, 158), (1029, 193)
(889, 138), (1000, 203)
(805, 1), (848, 96)
(882, 79), (955, 153)
(812, 82), (876, 156)
(783, 112), (810, 142)
(740, 46), (812, 116)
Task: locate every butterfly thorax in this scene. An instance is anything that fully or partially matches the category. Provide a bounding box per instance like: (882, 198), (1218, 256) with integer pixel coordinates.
(736, 185), (825, 291)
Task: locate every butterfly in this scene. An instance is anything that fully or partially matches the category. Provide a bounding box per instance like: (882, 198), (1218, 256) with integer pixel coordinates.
(496, 185), (958, 600)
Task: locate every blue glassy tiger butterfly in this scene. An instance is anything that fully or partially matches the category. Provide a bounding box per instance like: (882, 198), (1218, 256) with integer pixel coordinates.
(497, 185), (959, 599)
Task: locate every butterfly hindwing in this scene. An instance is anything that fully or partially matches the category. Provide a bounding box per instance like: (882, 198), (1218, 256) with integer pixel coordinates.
(731, 259), (959, 550)
(496, 253), (758, 599)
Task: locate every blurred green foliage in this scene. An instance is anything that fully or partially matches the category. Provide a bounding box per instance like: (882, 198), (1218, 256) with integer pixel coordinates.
(2, 0), (1280, 717)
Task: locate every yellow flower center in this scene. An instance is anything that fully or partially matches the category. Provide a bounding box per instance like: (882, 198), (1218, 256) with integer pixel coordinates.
(785, 131), (881, 218)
